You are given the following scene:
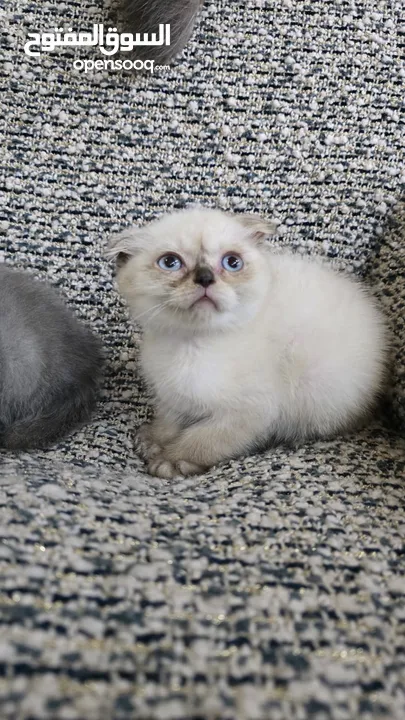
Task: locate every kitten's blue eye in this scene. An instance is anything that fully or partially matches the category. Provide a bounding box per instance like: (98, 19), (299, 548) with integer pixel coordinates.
(157, 254), (183, 271)
(222, 253), (244, 272)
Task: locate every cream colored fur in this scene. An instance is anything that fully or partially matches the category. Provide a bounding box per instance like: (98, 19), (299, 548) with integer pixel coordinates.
(107, 208), (388, 478)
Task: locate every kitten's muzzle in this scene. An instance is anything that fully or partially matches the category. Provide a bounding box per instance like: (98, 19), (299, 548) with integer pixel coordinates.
(193, 266), (215, 288)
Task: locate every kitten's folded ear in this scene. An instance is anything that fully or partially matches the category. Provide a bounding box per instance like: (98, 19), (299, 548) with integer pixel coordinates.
(105, 227), (146, 268)
(238, 215), (278, 244)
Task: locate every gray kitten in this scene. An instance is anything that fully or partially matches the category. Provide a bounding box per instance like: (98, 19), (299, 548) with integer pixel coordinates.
(120, 0), (202, 62)
(0, 266), (103, 450)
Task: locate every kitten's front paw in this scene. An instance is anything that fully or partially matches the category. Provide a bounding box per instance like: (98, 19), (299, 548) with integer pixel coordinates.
(133, 423), (162, 460)
(148, 456), (205, 479)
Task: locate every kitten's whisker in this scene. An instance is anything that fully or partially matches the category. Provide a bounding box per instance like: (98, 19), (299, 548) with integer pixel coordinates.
(133, 301), (169, 322)
(133, 300), (173, 326)
(139, 301), (172, 328)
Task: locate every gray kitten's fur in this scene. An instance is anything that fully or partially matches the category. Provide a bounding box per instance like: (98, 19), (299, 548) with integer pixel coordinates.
(0, 266), (103, 450)
(121, 0), (202, 62)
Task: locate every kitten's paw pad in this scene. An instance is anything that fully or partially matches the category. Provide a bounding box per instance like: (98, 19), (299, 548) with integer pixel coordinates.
(147, 457), (205, 478)
(133, 423), (161, 460)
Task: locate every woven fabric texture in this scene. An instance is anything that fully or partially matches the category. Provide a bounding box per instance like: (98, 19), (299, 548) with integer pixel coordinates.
(0, 1), (404, 718)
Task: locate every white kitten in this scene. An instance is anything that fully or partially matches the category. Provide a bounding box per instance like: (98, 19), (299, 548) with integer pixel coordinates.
(107, 208), (388, 478)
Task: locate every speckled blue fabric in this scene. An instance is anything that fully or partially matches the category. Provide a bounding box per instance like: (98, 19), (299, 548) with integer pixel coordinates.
(0, 1), (404, 718)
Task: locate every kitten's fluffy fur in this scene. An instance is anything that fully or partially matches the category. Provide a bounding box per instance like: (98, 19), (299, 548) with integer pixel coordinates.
(0, 266), (103, 450)
(107, 208), (388, 478)
(120, 0), (202, 62)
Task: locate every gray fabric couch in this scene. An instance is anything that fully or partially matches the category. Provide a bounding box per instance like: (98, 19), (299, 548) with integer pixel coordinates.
(1, 1), (404, 718)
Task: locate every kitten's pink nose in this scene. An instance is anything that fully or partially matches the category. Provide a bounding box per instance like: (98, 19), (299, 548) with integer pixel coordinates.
(194, 266), (215, 287)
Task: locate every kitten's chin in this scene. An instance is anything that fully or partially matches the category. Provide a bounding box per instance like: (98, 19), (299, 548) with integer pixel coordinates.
(164, 311), (236, 335)
(141, 298), (262, 336)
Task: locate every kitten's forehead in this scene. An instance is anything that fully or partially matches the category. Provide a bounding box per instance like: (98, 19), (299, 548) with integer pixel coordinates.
(150, 209), (248, 260)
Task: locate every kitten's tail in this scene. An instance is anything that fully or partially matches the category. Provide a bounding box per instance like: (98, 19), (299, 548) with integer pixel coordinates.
(120, 0), (202, 62)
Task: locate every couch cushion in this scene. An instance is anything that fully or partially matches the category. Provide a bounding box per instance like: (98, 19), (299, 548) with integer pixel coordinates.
(1, 0), (405, 717)
(0, 428), (404, 719)
(2, 0), (404, 469)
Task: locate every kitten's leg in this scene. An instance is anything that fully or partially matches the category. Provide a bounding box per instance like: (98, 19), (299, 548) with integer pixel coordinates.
(148, 413), (266, 478)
